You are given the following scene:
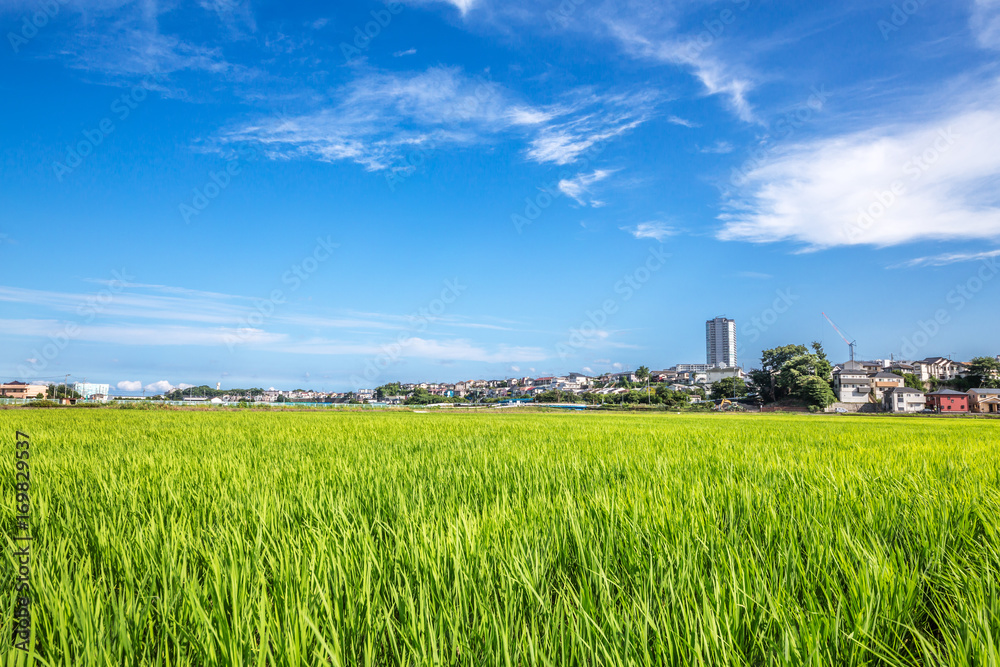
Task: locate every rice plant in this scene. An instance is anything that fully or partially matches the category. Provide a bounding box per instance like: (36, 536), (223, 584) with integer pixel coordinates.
(1, 410), (998, 665)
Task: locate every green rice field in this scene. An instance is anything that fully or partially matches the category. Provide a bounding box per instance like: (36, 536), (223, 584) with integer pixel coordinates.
(1, 410), (999, 666)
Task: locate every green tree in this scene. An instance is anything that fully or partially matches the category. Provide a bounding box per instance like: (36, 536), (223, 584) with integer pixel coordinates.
(711, 377), (748, 401)
(750, 344), (810, 402)
(376, 383), (403, 400)
(966, 356), (1000, 388)
(795, 376), (836, 409)
(751, 342), (835, 406)
(891, 371), (925, 390)
(635, 366), (651, 402)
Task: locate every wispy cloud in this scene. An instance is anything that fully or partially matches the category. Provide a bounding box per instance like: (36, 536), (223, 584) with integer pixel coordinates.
(410, 0), (479, 16)
(972, 0), (1000, 50)
(558, 169), (615, 206)
(524, 92), (656, 165)
(51, 1), (251, 87)
(699, 140), (734, 154)
(393, 48), (418, 57)
(891, 249), (1000, 268)
(623, 221), (677, 241)
(224, 67), (655, 170)
(603, 19), (756, 123)
(668, 115), (699, 128)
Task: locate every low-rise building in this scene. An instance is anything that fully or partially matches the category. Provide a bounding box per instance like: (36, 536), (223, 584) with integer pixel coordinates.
(74, 382), (111, 399)
(833, 366), (872, 403)
(0, 382), (49, 399)
(705, 367), (743, 384)
(968, 388), (1000, 414)
(914, 357), (967, 382)
(925, 389), (969, 413)
(882, 387), (925, 413)
(870, 371), (905, 399)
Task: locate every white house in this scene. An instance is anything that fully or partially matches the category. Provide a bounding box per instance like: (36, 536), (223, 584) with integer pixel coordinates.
(913, 357), (967, 382)
(882, 387), (925, 413)
(833, 365), (872, 403)
(870, 371), (905, 400)
(705, 367), (744, 384)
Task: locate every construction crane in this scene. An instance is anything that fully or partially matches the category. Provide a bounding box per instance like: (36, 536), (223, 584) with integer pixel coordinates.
(822, 312), (857, 362)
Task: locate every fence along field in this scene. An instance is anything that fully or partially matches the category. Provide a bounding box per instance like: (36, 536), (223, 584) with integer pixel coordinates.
(1, 410), (998, 665)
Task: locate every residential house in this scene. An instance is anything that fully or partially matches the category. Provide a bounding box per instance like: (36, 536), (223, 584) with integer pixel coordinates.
(858, 360), (885, 374)
(882, 387), (925, 413)
(914, 357), (967, 382)
(889, 362), (916, 376)
(967, 388), (1000, 414)
(673, 364), (711, 373)
(0, 381), (49, 399)
(870, 371), (905, 400)
(706, 367), (744, 384)
(833, 366), (872, 403)
(925, 389), (969, 413)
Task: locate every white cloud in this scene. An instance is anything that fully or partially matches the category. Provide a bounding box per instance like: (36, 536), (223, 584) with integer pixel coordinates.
(604, 20), (756, 122)
(582, 366), (593, 373)
(410, 0), (478, 16)
(668, 115), (699, 128)
(526, 109), (647, 165)
(199, 0), (257, 36)
(624, 221), (677, 241)
(393, 48), (418, 57)
(700, 140), (734, 154)
(227, 67), (655, 170)
(719, 106), (1000, 248)
(558, 169), (615, 206)
(144, 380), (175, 394)
(972, 0), (1000, 49)
(892, 249), (1000, 268)
(117, 380), (142, 391)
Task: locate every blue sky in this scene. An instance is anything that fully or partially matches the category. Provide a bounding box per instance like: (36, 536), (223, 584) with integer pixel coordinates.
(1, 0), (999, 393)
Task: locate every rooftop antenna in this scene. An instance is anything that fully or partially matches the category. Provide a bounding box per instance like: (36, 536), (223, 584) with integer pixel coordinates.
(823, 312), (857, 363)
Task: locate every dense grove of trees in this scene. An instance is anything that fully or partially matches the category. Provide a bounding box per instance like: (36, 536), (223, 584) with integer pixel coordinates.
(747, 342), (836, 409)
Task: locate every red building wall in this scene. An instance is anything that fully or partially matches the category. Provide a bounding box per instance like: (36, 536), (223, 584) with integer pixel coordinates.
(927, 395), (969, 412)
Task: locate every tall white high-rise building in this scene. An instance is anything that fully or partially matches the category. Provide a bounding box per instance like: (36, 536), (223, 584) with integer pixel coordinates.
(706, 317), (737, 368)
